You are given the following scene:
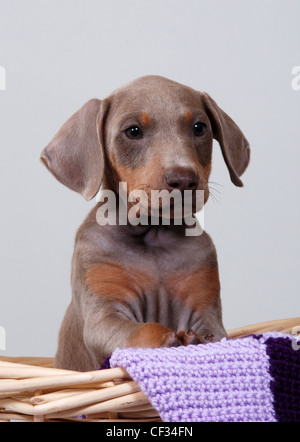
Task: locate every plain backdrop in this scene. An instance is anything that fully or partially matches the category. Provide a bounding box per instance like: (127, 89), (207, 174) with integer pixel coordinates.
(0, 0), (299, 357)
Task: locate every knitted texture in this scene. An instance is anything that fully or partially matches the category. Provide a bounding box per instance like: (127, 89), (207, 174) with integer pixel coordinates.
(109, 333), (300, 422)
(265, 336), (300, 421)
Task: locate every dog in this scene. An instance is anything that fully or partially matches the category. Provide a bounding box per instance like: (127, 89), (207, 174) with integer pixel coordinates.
(41, 76), (250, 371)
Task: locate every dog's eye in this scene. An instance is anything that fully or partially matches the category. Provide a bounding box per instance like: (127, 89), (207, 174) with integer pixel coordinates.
(193, 122), (206, 137)
(125, 126), (143, 140)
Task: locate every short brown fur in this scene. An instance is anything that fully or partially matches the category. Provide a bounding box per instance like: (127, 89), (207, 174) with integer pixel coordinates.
(85, 263), (154, 301)
(41, 75), (250, 371)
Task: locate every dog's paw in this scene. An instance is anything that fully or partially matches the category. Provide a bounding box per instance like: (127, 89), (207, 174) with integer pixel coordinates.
(162, 329), (214, 347)
(127, 323), (215, 349)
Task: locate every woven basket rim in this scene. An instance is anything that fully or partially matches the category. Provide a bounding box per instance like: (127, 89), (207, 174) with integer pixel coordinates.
(0, 317), (299, 422)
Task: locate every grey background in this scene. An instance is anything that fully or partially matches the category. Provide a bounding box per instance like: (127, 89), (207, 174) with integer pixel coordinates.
(0, 0), (299, 357)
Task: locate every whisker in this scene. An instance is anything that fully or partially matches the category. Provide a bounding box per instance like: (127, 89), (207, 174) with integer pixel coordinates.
(208, 185), (221, 204)
(209, 192), (219, 204)
(208, 180), (225, 188)
(208, 186), (221, 195)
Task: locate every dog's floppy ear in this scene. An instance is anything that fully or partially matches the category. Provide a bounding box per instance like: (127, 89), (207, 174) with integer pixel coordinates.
(41, 99), (107, 200)
(202, 93), (250, 187)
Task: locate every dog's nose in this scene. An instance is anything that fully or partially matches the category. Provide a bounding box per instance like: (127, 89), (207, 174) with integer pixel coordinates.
(165, 168), (199, 192)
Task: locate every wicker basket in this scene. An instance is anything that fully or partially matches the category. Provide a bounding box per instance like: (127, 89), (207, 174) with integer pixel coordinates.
(0, 317), (299, 422)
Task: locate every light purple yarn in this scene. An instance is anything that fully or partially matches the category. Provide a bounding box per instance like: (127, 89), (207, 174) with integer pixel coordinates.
(110, 336), (277, 422)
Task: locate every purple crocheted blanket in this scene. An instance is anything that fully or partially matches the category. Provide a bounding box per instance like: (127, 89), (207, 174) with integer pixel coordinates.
(108, 333), (300, 422)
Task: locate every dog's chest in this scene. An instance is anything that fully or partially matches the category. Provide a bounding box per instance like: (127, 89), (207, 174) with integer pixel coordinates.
(116, 229), (219, 326)
(83, 224), (219, 329)
(131, 226), (215, 276)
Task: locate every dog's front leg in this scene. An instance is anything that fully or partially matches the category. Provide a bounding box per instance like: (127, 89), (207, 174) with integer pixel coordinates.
(82, 296), (207, 369)
(82, 297), (175, 366)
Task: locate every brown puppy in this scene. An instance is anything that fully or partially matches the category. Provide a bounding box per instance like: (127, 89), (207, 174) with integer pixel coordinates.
(41, 76), (250, 371)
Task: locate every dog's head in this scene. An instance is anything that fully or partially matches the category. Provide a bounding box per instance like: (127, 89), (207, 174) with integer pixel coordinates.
(41, 76), (250, 215)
